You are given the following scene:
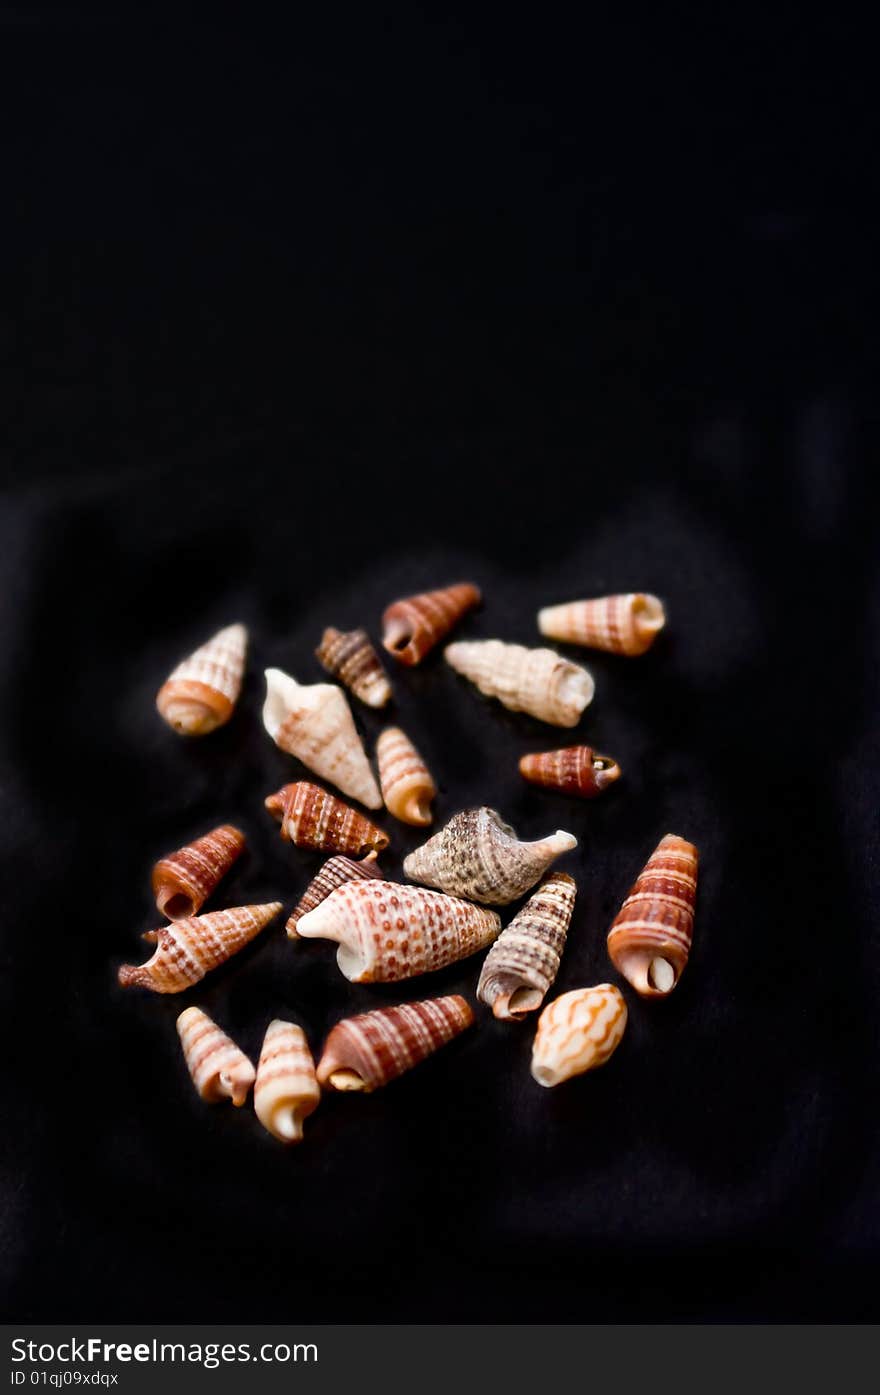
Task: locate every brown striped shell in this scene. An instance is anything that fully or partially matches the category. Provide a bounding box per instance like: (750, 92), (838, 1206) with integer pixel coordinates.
(606, 834), (698, 997)
(118, 902), (281, 993)
(262, 668), (382, 808)
(538, 593), (666, 655)
(315, 627), (391, 708)
(285, 851), (383, 938)
(445, 639), (594, 727)
(265, 782), (389, 856)
(531, 985), (628, 1087)
(403, 807), (577, 906)
(477, 871), (576, 1020)
(519, 746), (621, 798)
(376, 726), (437, 826)
(156, 623), (248, 736)
(381, 582), (481, 665)
(152, 824), (246, 919)
(253, 1020), (320, 1142)
(317, 995), (474, 1092)
(176, 1006), (255, 1106)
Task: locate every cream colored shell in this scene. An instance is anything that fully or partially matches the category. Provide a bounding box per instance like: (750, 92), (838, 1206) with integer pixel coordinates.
(538, 593), (666, 655)
(253, 1020), (320, 1143)
(445, 639), (594, 726)
(530, 985), (627, 1087)
(156, 623), (248, 735)
(262, 668), (382, 809)
(176, 1006), (255, 1105)
(376, 726), (437, 826)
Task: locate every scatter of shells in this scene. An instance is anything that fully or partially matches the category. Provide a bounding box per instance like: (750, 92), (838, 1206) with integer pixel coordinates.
(445, 639), (594, 727)
(177, 1006), (255, 1106)
(538, 593), (666, 656)
(262, 668), (382, 809)
(519, 746), (621, 798)
(152, 824), (246, 920)
(377, 726), (437, 826)
(265, 781), (389, 856)
(118, 903), (282, 993)
(285, 851), (383, 939)
(156, 623), (248, 736)
(403, 807), (577, 906)
(606, 834), (698, 997)
(531, 985), (628, 1087)
(477, 871), (576, 1021)
(315, 627), (391, 709)
(381, 582), (481, 666)
(317, 995), (474, 1092)
(254, 1020), (320, 1143)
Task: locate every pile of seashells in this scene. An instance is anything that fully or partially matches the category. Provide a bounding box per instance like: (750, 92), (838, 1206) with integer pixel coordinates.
(120, 585), (698, 1143)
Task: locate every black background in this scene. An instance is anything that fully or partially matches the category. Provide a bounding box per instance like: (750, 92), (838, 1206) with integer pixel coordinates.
(2, 7), (878, 1322)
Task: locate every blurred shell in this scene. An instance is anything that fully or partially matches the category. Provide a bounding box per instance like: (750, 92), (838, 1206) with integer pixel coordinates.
(519, 746), (621, 798)
(262, 668), (382, 809)
(445, 639), (594, 727)
(295, 879), (501, 983)
(477, 871), (576, 1021)
(118, 902), (281, 993)
(176, 1006), (255, 1106)
(265, 782), (389, 856)
(286, 851), (383, 938)
(381, 582), (481, 665)
(152, 824), (246, 920)
(156, 623), (247, 736)
(315, 627), (391, 708)
(607, 833), (698, 997)
(317, 995), (474, 1092)
(254, 1020), (320, 1143)
(531, 985), (627, 1087)
(377, 726), (437, 826)
(538, 593), (666, 656)
(403, 807), (577, 906)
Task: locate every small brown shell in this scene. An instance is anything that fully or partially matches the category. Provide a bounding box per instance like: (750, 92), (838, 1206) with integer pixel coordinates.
(477, 871), (576, 1020)
(253, 1020), (320, 1142)
(538, 593), (666, 656)
(403, 807), (577, 906)
(262, 668), (382, 808)
(315, 627), (391, 708)
(317, 995), (474, 1092)
(156, 623), (247, 736)
(445, 639), (594, 727)
(265, 782), (389, 856)
(519, 746), (621, 798)
(381, 582), (481, 665)
(607, 833), (698, 997)
(176, 1006), (255, 1106)
(376, 726), (437, 826)
(531, 985), (628, 1087)
(118, 902), (282, 994)
(152, 824), (246, 920)
(285, 851), (383, 938)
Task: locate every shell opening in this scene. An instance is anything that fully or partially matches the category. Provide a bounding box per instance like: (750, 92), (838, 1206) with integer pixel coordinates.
(382, 618), (417, 660)
(505, 986), (543, 1018)
(165, 700), (214, 736)
(336, 942), (369, 982)
(329, 1068), (368, 1092)
(160, 891), (196, 920)
(648, 956), (675, 992)
(593, 755), (615, 770)
(531, 1063), (558, 1088)
(274, 1107), (304, 1139)
(633, 594), (665, 632)
(556, 667), (594, 717)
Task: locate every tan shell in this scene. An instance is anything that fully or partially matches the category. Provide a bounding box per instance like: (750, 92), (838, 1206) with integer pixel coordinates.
(445, 639), (594, 727)
(531, 985), (627, 1087)
(477, 871), (576, 1020)
(118, 902), (281, 993)
(538, 593), (666, 656)
(262, 667), (382, 809)
(317, 995), (474, 1093)
(315, 627), (391, 708)
(265, 782), (389, 856)
(403, 807), (577, 906)
(285, 851), (383, 938)
(519, 746), (621, 798)
(152, 824), (246, 919)
(376, 726), (437, 826)
(253, 1020), (320, 1143)
(176, 1006), (255, 1106)
(381, 582), (481, 665)
(156, 623), (247, 736)
(607, 834), (698, 997)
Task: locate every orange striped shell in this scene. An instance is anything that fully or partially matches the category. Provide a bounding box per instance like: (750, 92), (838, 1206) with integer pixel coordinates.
(519, 746), (621, 798)
(381, 582), (481, 665)
(253, 1020), (320, 1142)
(152, 824), (246, 919)
(376, 726), (437, 826)
(317, 995), (474, 1092)
(156, 623), (247, 735)
(538, 593), (666, 656)
(531, 985), (627, 1087)
(285, 851), (383, 938)
(118, 902), (281, 993)
(265, 782), (389, 856)
(606, 834), (698, 997)
(176, 1006), (255, 1105)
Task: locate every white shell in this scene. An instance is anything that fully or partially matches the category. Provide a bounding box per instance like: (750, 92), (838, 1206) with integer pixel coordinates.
(530, 985), (627, 1087)
(253, 1020), (320, 1143)
(445, 640), (594, 727)
(262, 668), (382, 809)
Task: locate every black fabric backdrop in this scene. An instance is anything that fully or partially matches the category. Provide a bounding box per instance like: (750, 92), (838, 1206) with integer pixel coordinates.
(2, 8), (878, 1322)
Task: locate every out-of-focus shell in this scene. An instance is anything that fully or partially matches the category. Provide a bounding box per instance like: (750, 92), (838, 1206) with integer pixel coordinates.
(315, 627), (392, 708)
(265, 782), (389, 856)
(295, 879), (501, 983)
(445, 639), (594, 727)
(477, 871), (576, 1020)
(519, 746), (621, 798)
(538, 593), (666, 656)
(253, 1020), (320, 1143)
(285, 851), (383, 938)
(376, 726), (437, 826)
(176, 1006), (255, 1106)
(317, 995), (474, 1092)
(381, 582), (481, 665)
(607, 834), (698, 997)
(262, 668), (382, 809)
(152, 824), (246, 920)
(531, 985), (627, 1087)
(403, 807), (576, 906)
(118, 902), (281, 993)
(156, 623), (247, 736)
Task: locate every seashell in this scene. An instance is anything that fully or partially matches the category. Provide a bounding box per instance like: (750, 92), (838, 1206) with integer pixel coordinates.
(315, 627), (391, 708)
(265, 782), (389, 856)
(285, 851), (383, 938)
(152, 824), (246, 920)
(118, 902), (281, 993)
(176, 1006), (255, 1106)
(538, 593), (666, 656)
(477, 871), (576, 1020)
(262, 668), (382, 809)
(607, 833), (698, 997)
(376, 726), (437, 826)
(156, 623), (247, 736)
(295, 879), (501, 983)
(253, 1020), (320, 1143)
(381, 582), (481, 666)
(317, 995), (474, 1093)
(403, 807), (577, 906)
(445, 639), (594, 727)
(531, 985), (628, 1087)
(519, 745), (621, 798)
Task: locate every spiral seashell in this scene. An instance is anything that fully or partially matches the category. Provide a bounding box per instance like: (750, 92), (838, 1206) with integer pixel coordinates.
(118, 902), (282, 993)
(317, 995), (474, 1092)
(176, 1006), (255, 1106)
(285, 851), (383, 938)
(253, 1020), (320, 1143)
(538, 593), (666, 656)
(152, 824), (246, 920)
(315, 627), (392, 708)
(265, 782), (389, 856)
(519, 746), (621, 798)
(376, 726), (437, 826)
(262, 668), (382, 809)
(381, 582), (481, 665)
(445, 640), (594, 727)
(531, 985), (627, 1087)
(403, 807), (577, 906)
(606, 834), (698, 997)
(156, 623), (248, 736)
(477, 871), (576, 1020)
(295, 879), (501, 983)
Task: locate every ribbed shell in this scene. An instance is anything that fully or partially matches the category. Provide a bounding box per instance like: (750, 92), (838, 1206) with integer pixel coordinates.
(253, 1020), (320, 1143)
(377, 726), (437, 826)
(519, 746), (621, 798)
(262, 667), (382, 809)
(315, 627), (391, 708)
(445, 640), (594, 727)
(317, 995), (474, 1092)
(176, 1006), (255, 1106)
(118, 902), (281, 993)
(477, 871), (576, 1020)
(152, 824), (246, 919)
(538, 593), (666, 656)
(295, 879), (501, 983)
(265, 782), (389, 856)
(285, 851), (383, 938)
(403, 807), (577, 906)
(531, 985), (628, 1087)
(607, 834), (698, 997)
(156, 623), (247, 736)
(381, 582), (481, 665)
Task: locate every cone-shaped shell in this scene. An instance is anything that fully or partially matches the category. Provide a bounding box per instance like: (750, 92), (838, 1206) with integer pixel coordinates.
(377, 726), (437, 826)
(317, 995), (474, 1092)
(531, 985), (627, 1087)
(253, 1020), (320, 1142)
(285, 851), (383, 938)
(607, 834), (698, 997)
(295, 879), (501, 983)
(519, 746), (621, 798)
(403, 807), (577, 906)
(262, 667), (382, 809)
(315, 627), (392, 708)
(156, 623), (247, 736)
(265, 782), (389, 856)
(176, 1006), (255, 1105)
(152, 824), (246, 920)
(445, 640), (594, 727)
(477, 871), (576, 1020)
(118, 902), (281, 993)
(538, 593), (666, 656)
(381, 582), (481, 666)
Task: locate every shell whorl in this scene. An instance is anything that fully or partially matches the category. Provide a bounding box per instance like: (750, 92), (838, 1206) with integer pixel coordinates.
(285, 851), (382, 938)
(152, 824), (246, 920)
(253, 1020), (320, 1142)
(265, 782), (389, 856)
(531, 985), (628, 1087)
(156, 623), (247, 736)
(118, 902), (282, 993)
(315, 627), (392, 708)
(262, 667), (382, 809)
(607, 833), (698, 997)
(477, 871), (576, 1020)
(538, 593), (666, 656)
(519, 746), (621, 798)
(317, 995), (474, 1092)
(377, 726), (437, 826)
(444, 639), (594, 727)
(381, 582), (481, 666)
(176, 1007), (255, 1105)
(402, 807), (577, 906)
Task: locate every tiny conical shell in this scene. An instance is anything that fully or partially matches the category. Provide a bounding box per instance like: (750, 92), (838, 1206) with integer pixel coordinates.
(315, 627), (392, 708)
(531, 985), (627, 1087)
(376, 726), (437, 826)
(265, 782), (389, 856)
(538, 593), (666, 656)
(477, 871), (576, 1020)
(262, 667), (382, 809)
(381, 582), (481, 665)
(156, 623), (248, 736)
(118, 902), (282, 993)
(285, 851), (383, 938)
(445, 639), (594, 727)
(317, 995), (474, 1092)
(176, 1006), (255, 1105)
(152, 824), (246, 919)
(253, 1020), (320, 1142)
(403, 807), (577, 906)
(519, 746), (621, 798)
(607, 834), (698, 997)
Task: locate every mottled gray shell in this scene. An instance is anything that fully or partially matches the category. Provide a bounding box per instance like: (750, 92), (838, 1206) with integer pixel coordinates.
(402, 807), (577, 906)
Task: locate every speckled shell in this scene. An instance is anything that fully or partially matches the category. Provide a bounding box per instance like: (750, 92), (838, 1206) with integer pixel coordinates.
(477, 871), (576, 1021)
(315, 627), (392, 708)
(265, 782), (389, 856)
(295, 879), (501, 983)
(531, 985), (627, 1087)
(176, 1006), (255, 1106)
(262, 668), (382, 809)
(377, 726), (437, 826)
(538, 593), (666, 656)
(317, 995), (474, 1092)
(519, 746), (621, 798)
(156, 623), (247, 736)
(445, 640), (594, 727)
(607, 834), (698, 997)
(253, 1020), (320, 1143)
(381, 582), (481, 665)
(118, 902), (281, 993)
(403, 807), (577, 906)
(285, 851), (383, 938)
(152, 824), (246, 919)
